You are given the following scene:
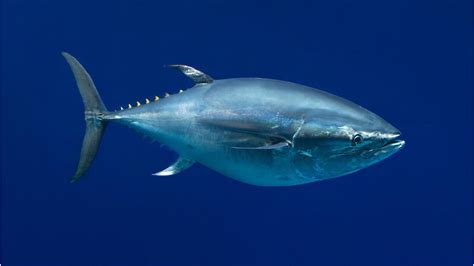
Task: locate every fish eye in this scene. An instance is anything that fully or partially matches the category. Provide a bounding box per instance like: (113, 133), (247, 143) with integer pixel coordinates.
(352, 134), (363, 145)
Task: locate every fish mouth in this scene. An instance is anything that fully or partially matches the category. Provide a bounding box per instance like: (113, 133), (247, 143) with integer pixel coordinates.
(382, 139), (405, 149)
(360, 137), (405, 160)
(381, 132), (405, 151)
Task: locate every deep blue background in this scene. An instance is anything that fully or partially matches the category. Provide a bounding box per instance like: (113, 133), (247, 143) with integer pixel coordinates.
(2, 0), (472, 265)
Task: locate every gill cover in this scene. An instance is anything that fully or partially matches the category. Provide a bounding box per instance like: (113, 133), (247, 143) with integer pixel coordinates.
(62, 52), (108, 182)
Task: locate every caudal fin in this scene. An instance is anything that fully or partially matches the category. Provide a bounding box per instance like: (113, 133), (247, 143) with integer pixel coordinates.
(62, 52), (108, 182)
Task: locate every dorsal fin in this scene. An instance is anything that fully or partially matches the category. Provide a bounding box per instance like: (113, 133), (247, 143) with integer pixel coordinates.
(169, 64), (213, 84)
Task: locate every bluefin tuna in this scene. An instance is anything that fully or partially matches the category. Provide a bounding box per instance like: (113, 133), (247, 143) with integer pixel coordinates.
(63, 52), (405, 186)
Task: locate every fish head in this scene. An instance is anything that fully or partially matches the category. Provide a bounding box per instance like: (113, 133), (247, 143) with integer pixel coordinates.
(294, 103), (405, 179)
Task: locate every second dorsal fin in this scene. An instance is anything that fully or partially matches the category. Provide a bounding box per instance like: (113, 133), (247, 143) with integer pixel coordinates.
(169, 64), (213, 84)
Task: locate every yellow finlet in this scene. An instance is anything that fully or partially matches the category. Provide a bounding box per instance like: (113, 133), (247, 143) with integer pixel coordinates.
(165, 93), (170, 97)
(154, 96), (160, 101)
(128, 103), (132, 109)
(145, 98), (150, 104)
(136, 101), (141, 107)
(120, 106), (124, 111)
(179, 89), (184, 93)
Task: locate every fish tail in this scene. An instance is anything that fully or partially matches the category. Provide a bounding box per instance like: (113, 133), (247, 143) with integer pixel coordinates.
(62, 52), (109, 182)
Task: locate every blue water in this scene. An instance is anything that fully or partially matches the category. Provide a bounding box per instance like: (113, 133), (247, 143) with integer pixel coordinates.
(2, 0), (472, 265)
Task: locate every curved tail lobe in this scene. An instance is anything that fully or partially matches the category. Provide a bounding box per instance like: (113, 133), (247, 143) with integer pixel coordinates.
(62, 52), (108, 182)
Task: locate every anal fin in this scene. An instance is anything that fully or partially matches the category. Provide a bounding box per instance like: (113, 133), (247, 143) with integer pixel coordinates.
(152, 156), (195, 176)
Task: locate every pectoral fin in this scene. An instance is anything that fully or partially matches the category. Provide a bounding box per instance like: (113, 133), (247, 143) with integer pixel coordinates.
(152, 156), (195, 176)
(232, 141), (291, 150)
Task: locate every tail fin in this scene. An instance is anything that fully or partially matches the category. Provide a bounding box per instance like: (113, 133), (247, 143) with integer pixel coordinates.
(62, 52), (108, 182)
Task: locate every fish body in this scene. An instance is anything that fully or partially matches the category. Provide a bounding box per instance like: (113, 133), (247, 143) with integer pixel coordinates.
(63, 53), (404, 186)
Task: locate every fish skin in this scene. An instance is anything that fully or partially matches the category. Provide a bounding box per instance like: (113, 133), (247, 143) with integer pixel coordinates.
(106, 78), (404, 186)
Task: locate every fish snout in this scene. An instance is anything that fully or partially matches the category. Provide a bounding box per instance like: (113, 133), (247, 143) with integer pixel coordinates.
(380, 120), (404, 145)
(376, 126), (405, 156)
(362, 115), (405, 156)
(374, 115), (400, 138)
